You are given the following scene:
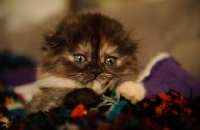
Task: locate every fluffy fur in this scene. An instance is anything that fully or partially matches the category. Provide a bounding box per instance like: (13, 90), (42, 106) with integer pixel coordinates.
(25, 13), (145, 114)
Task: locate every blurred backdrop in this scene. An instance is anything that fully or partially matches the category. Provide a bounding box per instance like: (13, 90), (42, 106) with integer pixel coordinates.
(0, 0), (200, 82)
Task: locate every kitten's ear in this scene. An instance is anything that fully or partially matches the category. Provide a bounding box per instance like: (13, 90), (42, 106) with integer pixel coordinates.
(41, 43), (51, 55)
(45, 35), (59, 47)
(41, 32), (61, 53)
(41, 16), (64, 51)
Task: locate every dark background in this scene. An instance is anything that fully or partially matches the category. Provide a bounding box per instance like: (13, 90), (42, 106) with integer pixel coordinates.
(0, 0), (200, 82)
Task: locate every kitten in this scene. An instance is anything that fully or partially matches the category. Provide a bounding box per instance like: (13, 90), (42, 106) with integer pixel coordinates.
(25, 13), (146, 114)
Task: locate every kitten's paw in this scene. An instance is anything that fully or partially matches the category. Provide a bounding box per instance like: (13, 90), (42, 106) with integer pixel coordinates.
(117, 81), (146, 104)
(64, 88), (101, 109)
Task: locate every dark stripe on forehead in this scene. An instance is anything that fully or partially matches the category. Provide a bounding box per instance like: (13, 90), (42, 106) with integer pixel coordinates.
(89, 14), (102, 63)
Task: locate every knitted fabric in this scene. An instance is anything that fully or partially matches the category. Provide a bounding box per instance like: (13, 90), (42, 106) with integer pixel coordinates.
(0, 86), (200, 130)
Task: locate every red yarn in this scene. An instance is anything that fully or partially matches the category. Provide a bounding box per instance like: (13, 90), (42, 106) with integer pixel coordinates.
(71, 104), (86, 118)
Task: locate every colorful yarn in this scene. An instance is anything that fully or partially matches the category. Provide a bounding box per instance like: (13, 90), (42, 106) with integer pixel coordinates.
(71, 104), (86, 118)
(0, 87), (200, 130)
(107, 100), (127, 122)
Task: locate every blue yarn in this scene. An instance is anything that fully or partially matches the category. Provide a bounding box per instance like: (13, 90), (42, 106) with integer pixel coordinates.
(75, 118), (88, 126)
(95, 113), (104, 125)
(10, 109), (25, 118)
(27, 111), (50, 128)
(136, 104), (142, 112)
(107, 100), (128, 122)
(126, 120), (139, 128)
(55, 108), (72, 120)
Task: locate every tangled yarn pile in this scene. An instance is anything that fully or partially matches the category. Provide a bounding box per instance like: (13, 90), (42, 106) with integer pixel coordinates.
(0, 85), (200, 130)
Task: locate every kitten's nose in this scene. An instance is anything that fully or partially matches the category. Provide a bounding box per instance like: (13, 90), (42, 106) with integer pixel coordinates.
(91, 69), (102, 77)
(90, 62), (102, 77)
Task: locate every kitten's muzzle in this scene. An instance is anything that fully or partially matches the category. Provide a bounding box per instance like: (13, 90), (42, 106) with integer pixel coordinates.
(91, 66), (103, 77)
(92, 70), (102, 77)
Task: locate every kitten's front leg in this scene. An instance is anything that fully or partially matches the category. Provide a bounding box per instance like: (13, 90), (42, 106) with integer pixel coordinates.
(25, 88), (72, 114)
(117, 81), (146, 104)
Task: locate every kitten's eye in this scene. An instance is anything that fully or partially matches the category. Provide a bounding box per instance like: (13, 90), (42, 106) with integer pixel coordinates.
(105, 57), (116, 66)
(74, 55), (86, 63)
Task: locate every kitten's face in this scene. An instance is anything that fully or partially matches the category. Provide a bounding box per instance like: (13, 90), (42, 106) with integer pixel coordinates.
(37, 13), (139, 93)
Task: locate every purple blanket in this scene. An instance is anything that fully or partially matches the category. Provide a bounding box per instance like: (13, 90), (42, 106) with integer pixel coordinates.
(143, 57), (200, 97)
